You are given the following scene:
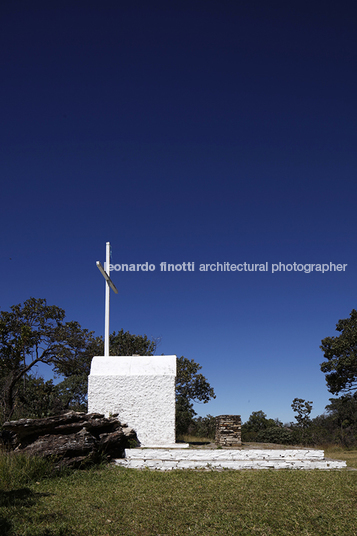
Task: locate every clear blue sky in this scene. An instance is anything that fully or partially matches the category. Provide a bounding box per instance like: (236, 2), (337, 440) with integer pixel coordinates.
(1, 1), (356, 424)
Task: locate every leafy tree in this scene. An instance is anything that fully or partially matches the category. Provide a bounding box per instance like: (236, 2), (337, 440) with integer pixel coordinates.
(320, 309), (357, 394)
(175, 396), (196, 438)
(13, 373), (90, 420)
(291, 398), (313, 428)
(0, 298), (95, 421)
(326, 392), (357, 427)
(241, 410), (277, 442)
(53, 374), (89, 412)
(256, 427), (293, 445)
(325, 393), (357, 446)
(0, 299), (216, 432)
(307, 413), (337, 445)
(187, 414), (216, 439)
(175, 356), (216, 436)
(109, 329), (157, 356)
(243, 410), (276, 432)
(16, 375), (57, 419)
(291, 398), (313, 445)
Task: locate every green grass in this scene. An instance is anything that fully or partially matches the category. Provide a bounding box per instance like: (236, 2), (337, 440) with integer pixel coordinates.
(1, 448), (357, 536)
(0, 450), (64, 491)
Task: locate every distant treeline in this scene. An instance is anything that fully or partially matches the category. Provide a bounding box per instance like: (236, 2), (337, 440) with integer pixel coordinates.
(184, 393), (357, 447)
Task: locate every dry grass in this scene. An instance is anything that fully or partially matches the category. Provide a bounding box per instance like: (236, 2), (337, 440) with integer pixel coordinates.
(323, 445), (357, 468)
(178, 435), (214, 445)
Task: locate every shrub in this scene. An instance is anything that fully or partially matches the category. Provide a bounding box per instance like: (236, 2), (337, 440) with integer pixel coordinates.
(256, 426), (294, 445)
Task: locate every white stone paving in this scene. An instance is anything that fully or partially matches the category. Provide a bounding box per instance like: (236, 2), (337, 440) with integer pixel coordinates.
(115, 448), (347, 470)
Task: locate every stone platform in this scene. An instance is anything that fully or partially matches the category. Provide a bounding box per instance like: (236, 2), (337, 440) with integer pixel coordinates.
(115, 448), (347, 470)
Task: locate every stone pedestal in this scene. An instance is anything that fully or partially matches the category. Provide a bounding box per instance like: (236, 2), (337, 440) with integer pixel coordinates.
(88, 356), (177, 447)
(215, 415), (242, 447)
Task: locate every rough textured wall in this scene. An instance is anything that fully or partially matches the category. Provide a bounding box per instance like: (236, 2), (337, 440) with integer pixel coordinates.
(88, 356), (176, 446)
(215, 415), (242, 446)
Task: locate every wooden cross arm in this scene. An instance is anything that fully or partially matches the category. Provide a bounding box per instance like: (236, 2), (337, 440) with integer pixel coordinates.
(96, 261), (118, 294)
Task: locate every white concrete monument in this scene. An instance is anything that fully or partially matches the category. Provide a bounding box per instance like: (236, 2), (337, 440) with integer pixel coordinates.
(88, 355), (177, 446)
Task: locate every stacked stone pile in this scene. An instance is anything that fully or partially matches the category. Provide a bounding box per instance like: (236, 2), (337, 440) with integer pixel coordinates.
(215, 415), (242, 447)
(2, 411), (137, 467)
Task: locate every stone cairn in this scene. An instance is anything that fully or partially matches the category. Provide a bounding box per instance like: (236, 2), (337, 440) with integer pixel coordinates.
(215, 415), (242, 447)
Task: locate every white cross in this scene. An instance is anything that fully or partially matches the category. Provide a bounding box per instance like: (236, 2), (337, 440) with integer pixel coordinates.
(96, 242), (118, 357)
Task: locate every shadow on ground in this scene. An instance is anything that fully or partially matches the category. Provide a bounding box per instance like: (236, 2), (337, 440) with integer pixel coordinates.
(0, 488), (57, 536)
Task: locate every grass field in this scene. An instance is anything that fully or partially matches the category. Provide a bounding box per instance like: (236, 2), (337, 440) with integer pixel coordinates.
(1, 446), (357, 536)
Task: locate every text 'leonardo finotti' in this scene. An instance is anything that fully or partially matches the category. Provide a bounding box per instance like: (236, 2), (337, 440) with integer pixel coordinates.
(108, 262), (348, 274)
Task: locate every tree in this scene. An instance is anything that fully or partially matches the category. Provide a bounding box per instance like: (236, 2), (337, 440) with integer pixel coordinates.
(0, 299), (216, 432)
(0, 298), (95, 421)
(320, 309), (357, 394)
(291, 398), (313, 445)
(291, 398), (313, 428)
(256, 427), (293, 445)
(13, 373), (91, 419)
(326, 393), (357, 428)
(187, 414), (216, 439)
(109, 329), (157, 356)
(175, 356), (216, 436)
(325, 392), (357, 446)
(241, 410), (277, 442)
(242, 410), (276, 432)
(15, 375), (58, 419)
